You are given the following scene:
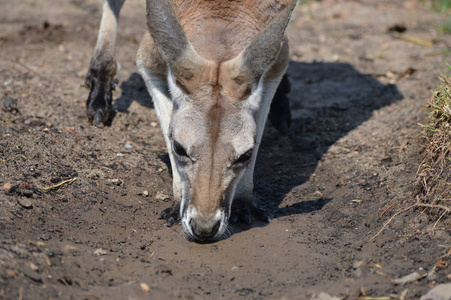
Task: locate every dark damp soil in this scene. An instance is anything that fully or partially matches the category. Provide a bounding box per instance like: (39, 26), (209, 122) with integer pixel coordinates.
(1, 0), (450, 299)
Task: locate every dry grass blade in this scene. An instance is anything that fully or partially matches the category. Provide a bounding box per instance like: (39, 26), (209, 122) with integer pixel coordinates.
(370, 205), (416, 241)
(37, 178), (78, 191)
(415, 196), (451, 213)
(358, 297), (391, 300)
(413, 67), (451, 220)
(392, 32), (433, 47)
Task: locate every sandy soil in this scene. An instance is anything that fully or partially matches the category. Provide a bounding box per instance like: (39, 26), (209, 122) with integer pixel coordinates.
(1, 0), (451, 299)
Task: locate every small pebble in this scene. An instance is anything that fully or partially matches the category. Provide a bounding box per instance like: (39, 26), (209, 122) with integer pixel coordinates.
(109, 179), (123, 186)
(22, 189), (33, 197)
(61, 245), (78, 255)
(2, 183), (12, 191)
(142, 190), (149, 197)
(394, 272), (421, 285)
(150, 122), (158, 127)
(140, 282), (150, 292)
(50, 177), (61, 183)
(124, 143), (133, 149)
(94, 248), (108, 256)
(420, 283), (451, 300)
(23, 269), (42, 282)
(17, 197), (33, 209)
(155, 191), (170, 202)
(2, 96), (19, 113)
(30, 262), (39, 272)
(6, 270), (16, 277)
(116, 152), (124, 157)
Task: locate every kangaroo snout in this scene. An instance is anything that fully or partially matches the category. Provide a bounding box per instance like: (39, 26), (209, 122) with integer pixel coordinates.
(183, 207), (225, 242)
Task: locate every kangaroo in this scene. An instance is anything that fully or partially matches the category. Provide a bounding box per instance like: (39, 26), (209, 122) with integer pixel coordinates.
(83, 0), (296, 242)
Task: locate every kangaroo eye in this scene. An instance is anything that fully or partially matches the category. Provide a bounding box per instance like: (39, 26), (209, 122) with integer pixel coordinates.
(234, 149), (253, 165)
(173, 140), (189, 158)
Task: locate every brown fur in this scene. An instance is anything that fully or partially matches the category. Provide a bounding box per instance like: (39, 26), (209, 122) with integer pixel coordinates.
(139, 0), (293, 99)
(174, 0), (291, 62)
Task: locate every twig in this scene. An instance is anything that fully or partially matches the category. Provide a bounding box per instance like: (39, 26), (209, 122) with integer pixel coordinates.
(37, 178), (78, 191)
(415, 199), (451, 213)
(375, 270), (395, 284)
(58, 277), (70, 287)
(440, 248), (451, 258)
(14, 58), (52, 81)
(433, 210), (448, 229)
(380, 202), (396, 218)
(371, 196), (451, 241)
(370, 204), (416, 241)
(392, 33), (433, 47)
(400, 289), (408, 300)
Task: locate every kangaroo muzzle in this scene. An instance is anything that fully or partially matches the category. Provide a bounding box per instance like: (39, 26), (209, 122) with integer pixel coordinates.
(182, 207), (226, 242)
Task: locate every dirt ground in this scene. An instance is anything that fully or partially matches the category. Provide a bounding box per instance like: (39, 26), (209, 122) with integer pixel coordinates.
(1, 0), (451, 299)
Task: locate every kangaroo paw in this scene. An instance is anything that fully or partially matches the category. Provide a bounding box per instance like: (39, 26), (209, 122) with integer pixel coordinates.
(230, 198), (271, 225)
(158, 202), (180, 227)
(84, 74), (113, 125)
(83, 57), (117, 125)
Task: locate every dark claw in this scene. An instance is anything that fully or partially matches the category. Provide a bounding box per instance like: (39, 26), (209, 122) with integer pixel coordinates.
(243, 215), (252, 225)
(112, 78), (119, 90)
(158, 202), (180, 227)
(94, 111), (102, 125)
(258, 211), (271, 223)
(81, 82), (90, 90)
(251, 205), (271, 222)
(230, 213), (238, 224)
(82, 74), (92, 89)
(84, 58), (117, 125)
(167, 216), (178, 227)
(85, 76), (113, 125)
(158, 207), (172, 219)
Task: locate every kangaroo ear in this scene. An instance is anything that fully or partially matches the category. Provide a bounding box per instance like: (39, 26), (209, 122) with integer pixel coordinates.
(145, 0), (206, 87)
(226, 0), (296, 83)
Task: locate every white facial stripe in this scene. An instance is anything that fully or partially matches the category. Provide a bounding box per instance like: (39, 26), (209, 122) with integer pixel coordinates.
(230, 79), (265, 156)
(231, 110), (255, 156)
(181, 205), (198, 238)
(243, 75), (265, 111)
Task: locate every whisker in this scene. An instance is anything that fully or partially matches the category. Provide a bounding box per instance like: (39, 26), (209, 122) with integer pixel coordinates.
(178, 227), (185, 237)
(178, 226), (194, 242)
(219, 224), (234, 240)
(186, 234), (194, 242)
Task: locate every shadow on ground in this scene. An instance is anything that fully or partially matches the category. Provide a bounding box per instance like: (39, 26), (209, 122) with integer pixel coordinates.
(254, 60), (403, 222)
(114, 73), (153, 113)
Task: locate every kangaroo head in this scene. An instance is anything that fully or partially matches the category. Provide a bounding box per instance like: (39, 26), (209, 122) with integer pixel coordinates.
(146, 0), (295, 241)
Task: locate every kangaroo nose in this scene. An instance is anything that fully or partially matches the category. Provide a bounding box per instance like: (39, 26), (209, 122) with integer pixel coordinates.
(189, 219), (221, 242)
